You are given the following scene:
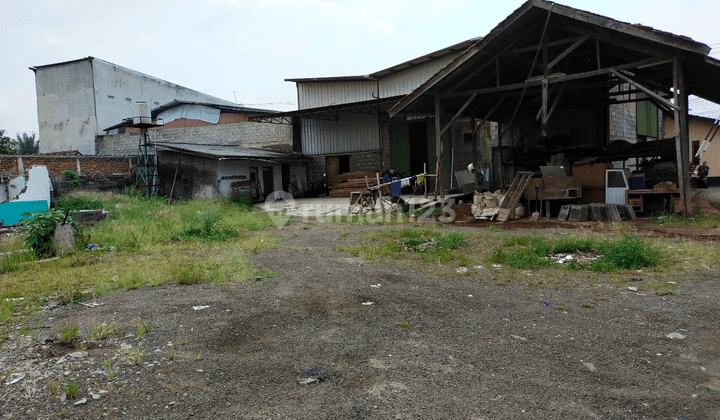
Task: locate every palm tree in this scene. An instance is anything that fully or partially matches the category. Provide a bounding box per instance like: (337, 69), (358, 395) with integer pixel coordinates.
(16, 132), (39, 154)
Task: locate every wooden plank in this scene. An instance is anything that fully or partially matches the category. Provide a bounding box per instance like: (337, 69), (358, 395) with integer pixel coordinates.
(547, 34), (590, 71)
(609, 69), (680, 111)
(440, 57), (674, 100)
(439, 93), (477, 138)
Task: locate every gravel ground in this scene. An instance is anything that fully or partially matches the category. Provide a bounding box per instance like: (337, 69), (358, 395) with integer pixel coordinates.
(0, 222), (718, 419)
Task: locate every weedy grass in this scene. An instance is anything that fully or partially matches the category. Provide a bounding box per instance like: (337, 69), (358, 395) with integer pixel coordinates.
(56, 321), (79, 344)
(135, 317), (151, 339)
(489, 234), (660, 271)
(62, 381), (78, 399)
(650, 211), (719, 230)
(336, 228), (469, 265)
(0, 197), (279, 323)
(121, 347), (145, 365)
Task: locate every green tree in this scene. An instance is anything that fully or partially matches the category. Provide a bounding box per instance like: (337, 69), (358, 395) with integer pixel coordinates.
(0, 129), (18, 154)
(16, 132), (39, 154)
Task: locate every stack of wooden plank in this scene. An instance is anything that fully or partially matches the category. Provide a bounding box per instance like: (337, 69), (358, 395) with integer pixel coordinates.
(329, 171), (378, 198)
(557, 204), (637, 222)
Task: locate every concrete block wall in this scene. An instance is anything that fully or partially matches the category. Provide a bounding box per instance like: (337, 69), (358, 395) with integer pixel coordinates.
(380, 125), (391, 170)
(609, 84), (637, 142)
(351, 152), (381, 172)
(308, 156), (325, 183)
(96, 121), (293, 155)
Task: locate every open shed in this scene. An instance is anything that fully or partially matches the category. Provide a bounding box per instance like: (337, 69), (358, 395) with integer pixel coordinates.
(389, 0), (720, 215)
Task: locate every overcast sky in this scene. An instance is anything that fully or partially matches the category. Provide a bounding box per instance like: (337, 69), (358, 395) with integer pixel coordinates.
(1, 0), (719, 139)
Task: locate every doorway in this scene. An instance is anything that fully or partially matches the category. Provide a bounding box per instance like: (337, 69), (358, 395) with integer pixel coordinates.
(262, 167), (274, 199)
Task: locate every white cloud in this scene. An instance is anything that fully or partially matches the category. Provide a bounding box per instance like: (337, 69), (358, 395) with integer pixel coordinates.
(375, 20), (393, 35)
(44, 36), (64, 47)
(138, 33), (152, 44)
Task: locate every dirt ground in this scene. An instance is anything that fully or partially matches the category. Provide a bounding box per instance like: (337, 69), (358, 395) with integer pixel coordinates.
(1, 216), (719, 419)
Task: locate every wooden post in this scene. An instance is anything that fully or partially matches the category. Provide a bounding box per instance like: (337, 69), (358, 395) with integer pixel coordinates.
(376, 172), (383, 215)
(450, 148), (455, 190)
(424, 163), (428, 197)
(673, 56), (691, 216)
(435, 95), (444, 204)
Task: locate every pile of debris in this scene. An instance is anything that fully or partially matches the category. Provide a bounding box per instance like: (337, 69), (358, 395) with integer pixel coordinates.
(471, 191), (525, 220)
(557, 203), (637, 222)
(548, 252), (600, 265)
(471, 191), (504, 220)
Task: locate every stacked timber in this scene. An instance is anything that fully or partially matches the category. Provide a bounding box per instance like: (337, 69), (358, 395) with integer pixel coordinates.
(557, 204), (637, 222)
(329, 171), (378, 198)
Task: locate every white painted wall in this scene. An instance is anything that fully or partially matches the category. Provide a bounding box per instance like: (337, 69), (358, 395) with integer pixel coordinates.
(16, 166), (52, 208)
(34, 58), (236, 155)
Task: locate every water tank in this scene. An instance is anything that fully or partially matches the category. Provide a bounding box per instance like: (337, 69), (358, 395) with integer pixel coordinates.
(135, 101), (150, 118)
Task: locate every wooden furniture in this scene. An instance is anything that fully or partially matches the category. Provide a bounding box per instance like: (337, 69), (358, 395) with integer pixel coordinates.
(625, 188), (680, 213)
(231, 180), (262, 202)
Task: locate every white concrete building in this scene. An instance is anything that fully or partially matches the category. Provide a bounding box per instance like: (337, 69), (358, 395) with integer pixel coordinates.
(31, 57), (236, 155)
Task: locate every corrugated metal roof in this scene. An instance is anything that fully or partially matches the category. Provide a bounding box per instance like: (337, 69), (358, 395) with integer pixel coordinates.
(285, 38), (480, 83)
(156, 143), (303, 160)
(152, 100), (278, 117)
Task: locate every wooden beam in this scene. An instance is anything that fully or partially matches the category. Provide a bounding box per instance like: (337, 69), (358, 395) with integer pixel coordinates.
(609, 69), (680, 111)
(547, 34), (590, 71)
(511, 36), (583, 54)
(471, 97), (507, 135)
(435, 95), (444, 203)
(673, 56), (691, 216)
(439, 93), (477, 138)
(441, 56), (674, 100)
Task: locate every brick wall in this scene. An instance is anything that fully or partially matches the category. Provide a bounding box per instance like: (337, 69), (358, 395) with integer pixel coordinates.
(609, 84), (637, 142)
(0, 154), (135, 199)
(96, 121), (293, 155)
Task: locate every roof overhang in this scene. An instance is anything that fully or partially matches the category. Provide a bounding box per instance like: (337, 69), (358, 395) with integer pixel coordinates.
(388, 0), (716, 118)
(156, 143), (307, 162)
(248, 96), (405, 124)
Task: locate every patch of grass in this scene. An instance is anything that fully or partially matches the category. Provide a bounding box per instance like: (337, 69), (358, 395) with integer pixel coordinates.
(178, 337), (189, 345)
(172, 263), (208, 285)
(0, 198), (278, 324)
(75, 343), (87, 351)
(556, 305), (568, 311)
(134, 317), (151, 340)
(175, 210), (237, 242)
(168, 348), (175, 361)
(107, 370), (115, 381)
(650, 212), (719, 229)
(581, 302), (594, 309)
(56, 321), (78, 344)
(191, 353), (203, 361)
(54, 196), (105, 213)
(101, 359), (112, 369)
(489, 234), (661, 272)
(45, 376), (60, 394)
(88, 321), (118, 340)
(336, 228), (468, 266)
(62, 381), (78, 399)
(396, 322), (410, 328)
(121, 347), (145, 365)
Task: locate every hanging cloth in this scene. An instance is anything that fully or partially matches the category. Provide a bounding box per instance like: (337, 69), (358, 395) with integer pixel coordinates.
(389, 180), (402, 196)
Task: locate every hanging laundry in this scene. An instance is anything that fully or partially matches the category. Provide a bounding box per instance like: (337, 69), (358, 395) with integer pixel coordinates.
(400, 177), (411, 188)
(389, 180), (402, 196)
(415, 174), (425, 186)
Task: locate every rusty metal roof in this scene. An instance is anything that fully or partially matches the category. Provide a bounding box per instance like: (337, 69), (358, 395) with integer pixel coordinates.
(151, 100), (278, 117)
(155, 143), (304, 161)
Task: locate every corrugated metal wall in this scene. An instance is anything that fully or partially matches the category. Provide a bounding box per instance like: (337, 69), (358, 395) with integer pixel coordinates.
(302, 112), (379, 155)
(378, 54), (460, 98)
(298, 81), (376, 109)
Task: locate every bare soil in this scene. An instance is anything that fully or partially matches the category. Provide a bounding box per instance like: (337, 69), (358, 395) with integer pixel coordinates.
(1, 220), (719, 419)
